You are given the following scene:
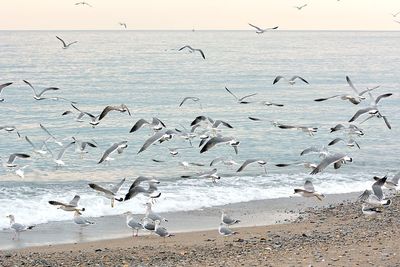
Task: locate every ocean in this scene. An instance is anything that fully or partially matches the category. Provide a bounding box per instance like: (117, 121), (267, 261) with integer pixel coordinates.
(0, 30), (399, 229)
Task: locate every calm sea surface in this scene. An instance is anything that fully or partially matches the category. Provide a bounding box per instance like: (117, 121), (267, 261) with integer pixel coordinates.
(0, 31), (399, 228)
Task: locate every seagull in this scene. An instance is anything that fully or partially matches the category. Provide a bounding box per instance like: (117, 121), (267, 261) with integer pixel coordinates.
(275, 161), (317, 170)
(210, 157), (239, 167)
(373, 172), (400, 191)
(236, 159), (267, 174)
(221, 210), (240, 225)
(119, 22), (127, 29)
(294, 4), (308, 10)
(390, 11), (400, 17)
(98, 104), (131, 121)
(123, 212), (143, 237)
(273, 76), (308, 85)
(179, 45), (205, 59)
(394, 20), (400, 24)
(179, 161), (205, 169)
(45, 141), (76, 166)
(358, 177), (391, 207)
(130, 118), (166, 133)
(361, 204), (383, 217)
(88, 178), (125, 207)
(328, 138), (360, 149)
(40, 124), (63, 146)
(218, 223), (237, 236)
(0, 125), (21, 137)
(65, 104), (100, 126)
(248, 23), (278, 34)
(25, 136), (48, 155)
(124, 176), (161, 201)
(182, 168), (221, 183)
(49, 195), (85, 212)
(294, 180), (325, 201)
(300, 146), (328, 157)
(73, 211), (94, 226)
(23, 80), (59, 100)
(0, 82), (13, 102)
(137, 130), (176, 154)
(259, 101), (284, 107)
(310, 153), (352, 175)
(145, 202), (168, 222)
(6, 215), (35, 240)
(15, 165), (29, 178)
(75, 2), (92, 7)
(274, 123), (318, 136)
(5, 153), (30, 168)
(225, 87), (257, 104)
(179, 97), (202, 109)
(56, 36), (78, 49)
(142, 217), (156, 232)
(71, 137), (97, 154)
(154, 220), (174, 238)
(98, 141), (128, 164)
(330, 123), (364, 136)
(200, 136), (239, 154)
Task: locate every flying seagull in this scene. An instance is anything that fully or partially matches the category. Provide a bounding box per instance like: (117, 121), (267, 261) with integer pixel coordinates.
(39, 124), (63, 146)
(129, 117), (166, 133)
(328, 138), (360, 149)
(56, 36), (78, 49)
(294, 180), (325, 201)
(137, 130), (175, 154)
(225, 87), (257, 104)
(45, 141), (76, 166)
(236, 159), (267, 174)
(179, 45), (205, 59)
(310, 153), (352, 175)
(248, 23), (278, 34)
(124, 176), (161, 201)
(179, 96), (202, 109)
(49, 195), (85, 212)
(294, 4), (308, 10)
(88, 178), (125, 207)
(0, 125), (21, 137)
(0, 82), (13, 102)
(75, 2), (92, 7)
(98, 141), (128, 164)
(23, 80), (59, 100)
(119, 22), (127, 29)
(273, 75), (309, 85)
(25, 136), (48, 155)
(98, 104), (131, 121)
(5, 153), (30, 168)
(200, 136), (239, 154)
(182, 168), (221, 183)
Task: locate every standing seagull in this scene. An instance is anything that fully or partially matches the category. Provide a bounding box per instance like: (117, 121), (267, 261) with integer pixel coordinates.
(294, 4), (308, 10)
(248, 23), (278, 34)
(294, 180), (325, 201)
(273, 76), (309, 85)
(73, 211), (94, 226)
(179, 45), (206, 59)
(0, 82), (13, 102)
(98, 141), (128, 164)
(218, 223), (237, 236)
(6, 215), (35, 240)
(88, 178), (125, 207)
(56, 36), (78, 49)
(75, 2), (92, 7)
(23, 80), (59, 100)
(123, 212), (143, 237)
(154, 220), (174, 238)
(221, 210), (240, 225)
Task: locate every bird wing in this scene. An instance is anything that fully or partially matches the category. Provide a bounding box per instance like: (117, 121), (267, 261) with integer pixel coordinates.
(178, 45), (193, 51)
(328, 138), (344, 146)
(98, 106), (116, 121)
(69, 195), (80, 206)
(314, 95), (341, 102)
(137, 132), (165, 154)
(152, 117), (166, 128)
(0, 82), (12, 94)
(248, 23), (263, 31)
(382, 116), (391, 130)
(110, 178), (126, 194)
(349, 107), (376, 122)
(200, 136), (231, 154)
(236, 159), (257, 172)
(346, 76), (360, 95)
(48, 200), (69, 207)
(179, 97), (196, 107)
(238, 93), (257, 102)
(358, 189), (371, 202)
(130, 119), (150, 133)
(225, 87), (238, 100)
(37, 87), (59, 97)
(56, 141), (75, 160)
(98, 143), (119, 163)
(310, 153), (346, 175)
(197, 49), (206, 59)
(213, 120), (233, 129)
(23, 80), (37, 95)
(304, 180), (315, 192)
(374, 93), (392, 105)
(359, 85), (380, 96)
(273, 76), (284, 84)
(7, 153), (30, 164)
(291, 76), (309, 84)
(372, 177), (387, 200)
(56, 36), (67, 47)
(88, 183), (114, 195)
(25, 136), (37, 149)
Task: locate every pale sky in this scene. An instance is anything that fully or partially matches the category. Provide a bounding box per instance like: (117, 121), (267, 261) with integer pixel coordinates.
(1, 0), (400, 30)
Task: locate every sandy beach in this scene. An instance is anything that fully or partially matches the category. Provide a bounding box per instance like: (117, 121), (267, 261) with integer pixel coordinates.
(1, 193), (399, 266)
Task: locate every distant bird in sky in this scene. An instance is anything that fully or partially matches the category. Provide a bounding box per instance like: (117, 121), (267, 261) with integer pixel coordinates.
(0, 82), (13, 102)
(394, 20), (400, 24)
(56, 36), (78, 49)
(179, 45), (205, 59)
(75, 2), (92, 7)
(248, 23), (278, 34)
(390, 11), (400, 17)
(294, 4), (308, 10)
(119, 22), (127, 29)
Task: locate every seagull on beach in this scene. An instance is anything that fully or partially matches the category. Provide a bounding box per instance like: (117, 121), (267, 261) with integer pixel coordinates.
(49, 195), (85, 212)
(310, 153), (352, 175)
(123, 212), (143, 237)
(145, 202), (168, 222)
(358, 176), (391, 207)
(179, 45), (206, 59)
(248, 23), (278, 34)
(6, 215), (35, 240)
(225, 87), (257, 104)
(56, 36), (78, 49)
(218, 223), (237, 236)
(236, 159), (267, 174)
(154, 220), (174, 238)
(273, 75), (309, 85)
(221, 210), (240, 225)
(373, 172), (400, 191)
(23, 80), (59, 100)
(98, 141), (128, 164)
(0, 82), (13, 102)
(88, 178), (125, 207)
(294, 4), (308, 10)
(73, 211), (94, 226)
(294, 180), (325, 201)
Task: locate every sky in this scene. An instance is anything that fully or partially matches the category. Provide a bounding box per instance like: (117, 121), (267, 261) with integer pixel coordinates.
(1, 0), (400, 30)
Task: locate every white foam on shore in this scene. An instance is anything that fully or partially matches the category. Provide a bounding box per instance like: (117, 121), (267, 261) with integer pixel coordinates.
(0, 172), (375, 229)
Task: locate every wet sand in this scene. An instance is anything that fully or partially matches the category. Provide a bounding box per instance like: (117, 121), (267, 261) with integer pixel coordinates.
(2, 193), (399, 266)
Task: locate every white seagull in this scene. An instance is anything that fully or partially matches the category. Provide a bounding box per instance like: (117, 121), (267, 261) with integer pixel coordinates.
(88, 178), (125, 207)
(294, 180), (325, 201)
(123, 212), (143, 237)
(248, 23), (278, 34)
(294, 4), (308, 10)
(310, 153), (352, 175)
(49, 195), (85, 212)
(6, 215), (35, 240)
(0, 82), (13, 102)
(273, 75), (309, 85)
(179, 45), (206, 59)
(225, 87), (257, 104)
(98, 141), (128, 164)
(56, 36), (78, 49)
(23, 80), (59, 100)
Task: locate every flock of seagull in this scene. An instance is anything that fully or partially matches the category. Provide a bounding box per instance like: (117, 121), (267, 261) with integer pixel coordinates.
(2, 2), (399, 242)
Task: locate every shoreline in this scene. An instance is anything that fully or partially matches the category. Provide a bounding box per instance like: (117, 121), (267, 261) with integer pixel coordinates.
(0, 192), (359, 251)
